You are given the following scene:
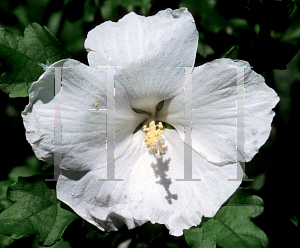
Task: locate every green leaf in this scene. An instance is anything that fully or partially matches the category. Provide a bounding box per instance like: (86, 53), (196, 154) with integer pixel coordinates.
(0, 176), (78, 247)
(85, 227), (109, 241)
(0, 180), (13, 211)
(163, 122), (175, 130)
(184, 188), (269, 248)
(0, 233), (14, 248)
(293, 0), (300, 7)
(281, 20), (300, 44)
(8, 155), (42, 182)
(197, 41), (215, 58)
(0, 23), (71, 97)
(180, 0), (227, 33)
(132, 108), (148, 114)
(101, 0), (151, 20)
(155, 100), (164, 112)
(222, 45), (240, 60)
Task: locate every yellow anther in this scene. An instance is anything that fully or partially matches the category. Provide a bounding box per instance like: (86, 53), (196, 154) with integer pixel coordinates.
(143, 121), (166, 158)
(92, 99), (103, 111)
(158, 122), (163, 129)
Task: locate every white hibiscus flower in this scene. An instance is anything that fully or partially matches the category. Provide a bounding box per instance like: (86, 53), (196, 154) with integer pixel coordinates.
(22, 8), (279, 236)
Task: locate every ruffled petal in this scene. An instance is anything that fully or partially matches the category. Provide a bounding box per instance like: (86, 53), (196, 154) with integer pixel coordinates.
(57, 129), (242, 236)
(158, 58), (279, 164)
(84, 8), (198, 113)
(22, 59), (146, 170)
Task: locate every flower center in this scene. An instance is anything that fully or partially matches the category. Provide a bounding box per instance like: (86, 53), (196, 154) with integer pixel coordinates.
(143, 121), (166, 159)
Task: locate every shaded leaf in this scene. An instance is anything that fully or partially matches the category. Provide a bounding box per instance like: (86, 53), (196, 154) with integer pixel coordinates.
(0, 233), (14, 248)
(135, 222), (161, 245)
(8, 155), (42, 182)
(65, 0), (85, 22)
(0, 23), (71, 97)
(85, 227), (109, 240)
(281, 16), (300, 44)
(0, 180), (13, 211)
(184, 188), (269, 248)
(293, 0), (300, 7)
(0, 176), (78, 247)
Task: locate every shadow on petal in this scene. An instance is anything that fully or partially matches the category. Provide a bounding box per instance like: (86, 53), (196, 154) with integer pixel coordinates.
(61, 170), (90, 181)
(151, 157), (178, 204)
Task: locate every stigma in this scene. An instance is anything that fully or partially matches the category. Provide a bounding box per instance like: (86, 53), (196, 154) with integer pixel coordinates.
(143, 121), (166, 159)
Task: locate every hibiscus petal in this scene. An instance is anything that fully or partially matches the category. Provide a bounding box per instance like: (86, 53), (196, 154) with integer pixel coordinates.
(57, 129), (242, 236)
(158, 58), (279, 164)
(84, 8), (198, 113)
(22, 59), (146, 170)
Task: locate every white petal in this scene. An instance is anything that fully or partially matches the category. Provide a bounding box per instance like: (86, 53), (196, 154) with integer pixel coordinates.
(22, 59), (146, 170)
(158, 58), (279, 164)
(57, 129), (242, 236)
(84, 8), (198, 113)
